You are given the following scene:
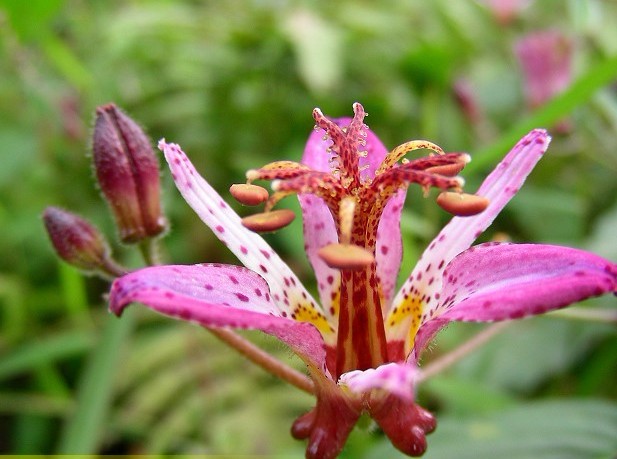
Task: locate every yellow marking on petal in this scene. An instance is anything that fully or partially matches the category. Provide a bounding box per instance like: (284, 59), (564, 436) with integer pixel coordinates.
(386, 293), (424, 355)
(291, 302), (336, 337)
(329, 287), (340, 319)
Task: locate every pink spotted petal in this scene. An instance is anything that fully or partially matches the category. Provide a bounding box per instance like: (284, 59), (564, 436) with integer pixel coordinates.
(413, 243), (617, 355)
(298, 113), (341, 314)
(298, 193), (341, 322)
(376, 189), (406, 306)
(339, 362), (417, 401)
(109, 264), (327, 368)
(387, 130), (550, 347)
(158, 141), (336, 345)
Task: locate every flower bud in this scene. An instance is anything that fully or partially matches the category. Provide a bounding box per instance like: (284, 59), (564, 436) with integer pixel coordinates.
(43, 207), (112, 272)
(93, 103), (167, 243)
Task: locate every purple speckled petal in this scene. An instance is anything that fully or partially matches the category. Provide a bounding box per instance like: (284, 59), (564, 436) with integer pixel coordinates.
(376, 189), (406, 307)
(298, 193), (341, 323)
(109, 264), (327, 368)
(158, 140), (335, 345)
(339, 362), (417, 400)
(386, 130), (551, 353)
(412, 243), (617, 354)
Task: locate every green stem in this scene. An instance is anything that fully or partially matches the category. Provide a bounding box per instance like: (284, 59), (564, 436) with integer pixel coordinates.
(208, 328), (315, 395)
(548, 306), (617, 324)
(56, 310), (136, 453)
(138, 237), (163, 266)
(98, 257), (128, 280)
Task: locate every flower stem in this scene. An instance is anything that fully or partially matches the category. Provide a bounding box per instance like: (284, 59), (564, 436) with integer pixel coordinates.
(138, 238), (163, 266)
(548, 306), (617, 324)
(98, 258), (128, 280)
(417, 322), (509, 382)
(207, 328), (315, 395)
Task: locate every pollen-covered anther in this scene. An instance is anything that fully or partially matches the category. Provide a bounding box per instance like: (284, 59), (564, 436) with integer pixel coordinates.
(229, 184), (269, 206)
(436, 191), (490, 216)
(318, 243), (375, 271)
(241, 209), (295, 233)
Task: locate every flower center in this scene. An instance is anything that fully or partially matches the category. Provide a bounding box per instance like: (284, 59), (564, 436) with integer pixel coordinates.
(238, 103), (472, 376)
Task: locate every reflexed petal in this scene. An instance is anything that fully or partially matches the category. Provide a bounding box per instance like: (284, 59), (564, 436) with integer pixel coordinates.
(158, 141), (336, 344)
(339, 362), (417, 400)
(413, 243), (617, 354)
(109, 264), (327, 368)
(386, 130), (550, 352)
(440, 242), (616, 321)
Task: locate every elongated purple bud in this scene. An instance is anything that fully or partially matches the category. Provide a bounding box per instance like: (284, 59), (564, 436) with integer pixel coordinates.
(43, 207), (112, 272)
(93, 103), (167, 243)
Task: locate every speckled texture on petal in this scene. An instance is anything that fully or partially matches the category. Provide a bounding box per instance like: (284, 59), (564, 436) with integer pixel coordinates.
(109, 263), (327, 368)
(386, 130), (551, 355)
(159, 140), (336, 344)
(412, 243), (617, 355)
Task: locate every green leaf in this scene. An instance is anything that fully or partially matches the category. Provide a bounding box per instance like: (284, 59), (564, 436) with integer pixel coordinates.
(0, 331), (95, 381)
(365, 400), (617, 459)
(426, 400), (617, 459)
(283, 9), (343, 94)
(56, 311), (135, 454)
(454, 318), (612, 393)
(423, 375), (515, 415)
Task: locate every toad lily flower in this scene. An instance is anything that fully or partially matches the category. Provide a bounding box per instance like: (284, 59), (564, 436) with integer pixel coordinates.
(109, 103), (617, 458)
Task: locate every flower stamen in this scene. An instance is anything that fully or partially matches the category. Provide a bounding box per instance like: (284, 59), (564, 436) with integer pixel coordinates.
(318, 243), (375, 270)
(376, 140), (445, 176)
(229, 183), (269, 206)
(436, 191), (490, 216)
(241, 209), (295, 232)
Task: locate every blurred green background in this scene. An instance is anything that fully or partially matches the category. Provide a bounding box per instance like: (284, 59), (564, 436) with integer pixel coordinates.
(1, 0), (617, 457)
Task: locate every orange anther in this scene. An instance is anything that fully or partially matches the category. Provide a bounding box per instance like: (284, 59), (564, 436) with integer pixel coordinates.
(230, 183), (269, 206)
(317, 243), (375, 270)
(241, 209), (295, 232)
(436, 192), (490, 216)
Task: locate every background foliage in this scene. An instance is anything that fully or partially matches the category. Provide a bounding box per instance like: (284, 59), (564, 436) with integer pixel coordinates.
(1, 0), (616, 456)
